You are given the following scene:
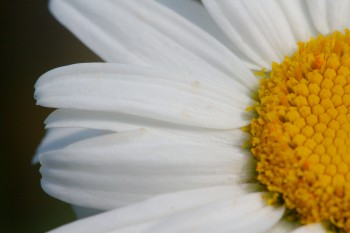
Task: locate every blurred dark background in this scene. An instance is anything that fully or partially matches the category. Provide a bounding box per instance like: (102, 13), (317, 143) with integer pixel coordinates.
(2, 1), (100, 232)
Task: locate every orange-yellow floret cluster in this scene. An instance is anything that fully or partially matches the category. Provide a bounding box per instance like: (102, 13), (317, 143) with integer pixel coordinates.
(249, 30), (350, 231)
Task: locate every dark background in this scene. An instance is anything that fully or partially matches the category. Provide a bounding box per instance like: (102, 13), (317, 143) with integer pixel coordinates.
(3, 1), (100, 232)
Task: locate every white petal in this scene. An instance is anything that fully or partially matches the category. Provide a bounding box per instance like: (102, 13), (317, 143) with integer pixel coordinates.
(266, 218), (299, 233)
(49, 0), (256, 88)
(306, 0), (329, 35)
(304, 0), (350, 34)
(39, 129), (256, 209)
(156, 0), (261, 70)
(202, 0), (293, 68)
(306, 0), (350, 34)
(289, 223), (326, 233)
(45, 109), (250, 149)
(67, 184), (253, 220)
(276, 0), (317, 42)
(237, 0), (297, 59)
(326, 0), (350, 31)
(32, 127), (112, 163)
(35, 63), (254, 129)
(49, 192), (284, 233)
(204, 0), (350, 69)
(155, 0), (229, 47)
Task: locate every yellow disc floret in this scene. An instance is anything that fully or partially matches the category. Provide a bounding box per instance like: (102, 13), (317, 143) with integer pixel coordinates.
(249, 30), (350, 231)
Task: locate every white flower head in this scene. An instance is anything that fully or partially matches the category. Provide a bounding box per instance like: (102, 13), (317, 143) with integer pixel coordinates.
(35, 0), (350, 232)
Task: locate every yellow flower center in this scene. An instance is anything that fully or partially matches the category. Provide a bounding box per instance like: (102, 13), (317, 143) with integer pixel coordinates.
(249, 30), (350, 231)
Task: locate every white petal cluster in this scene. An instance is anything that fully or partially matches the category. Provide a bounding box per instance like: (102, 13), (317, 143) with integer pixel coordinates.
(35, 0), (350, 232)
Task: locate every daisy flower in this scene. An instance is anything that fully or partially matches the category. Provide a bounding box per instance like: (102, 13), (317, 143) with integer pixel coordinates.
(34, 0), (350, 232)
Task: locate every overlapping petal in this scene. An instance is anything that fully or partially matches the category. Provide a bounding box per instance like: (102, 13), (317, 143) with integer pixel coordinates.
(49, 0), (257, 86)
(35, 63), (253, 129)
(39, 129), (256, 210)
(33, 127), (113, 164)
(49, 192), (284, 233)
(203, 0), (350, 69)
(289, 223), (327, 233)
(265, 219), (300, 233)
(45, 109), (249, 148)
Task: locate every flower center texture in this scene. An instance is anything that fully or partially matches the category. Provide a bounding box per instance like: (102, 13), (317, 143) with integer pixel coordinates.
(249, 30), (350, 231)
